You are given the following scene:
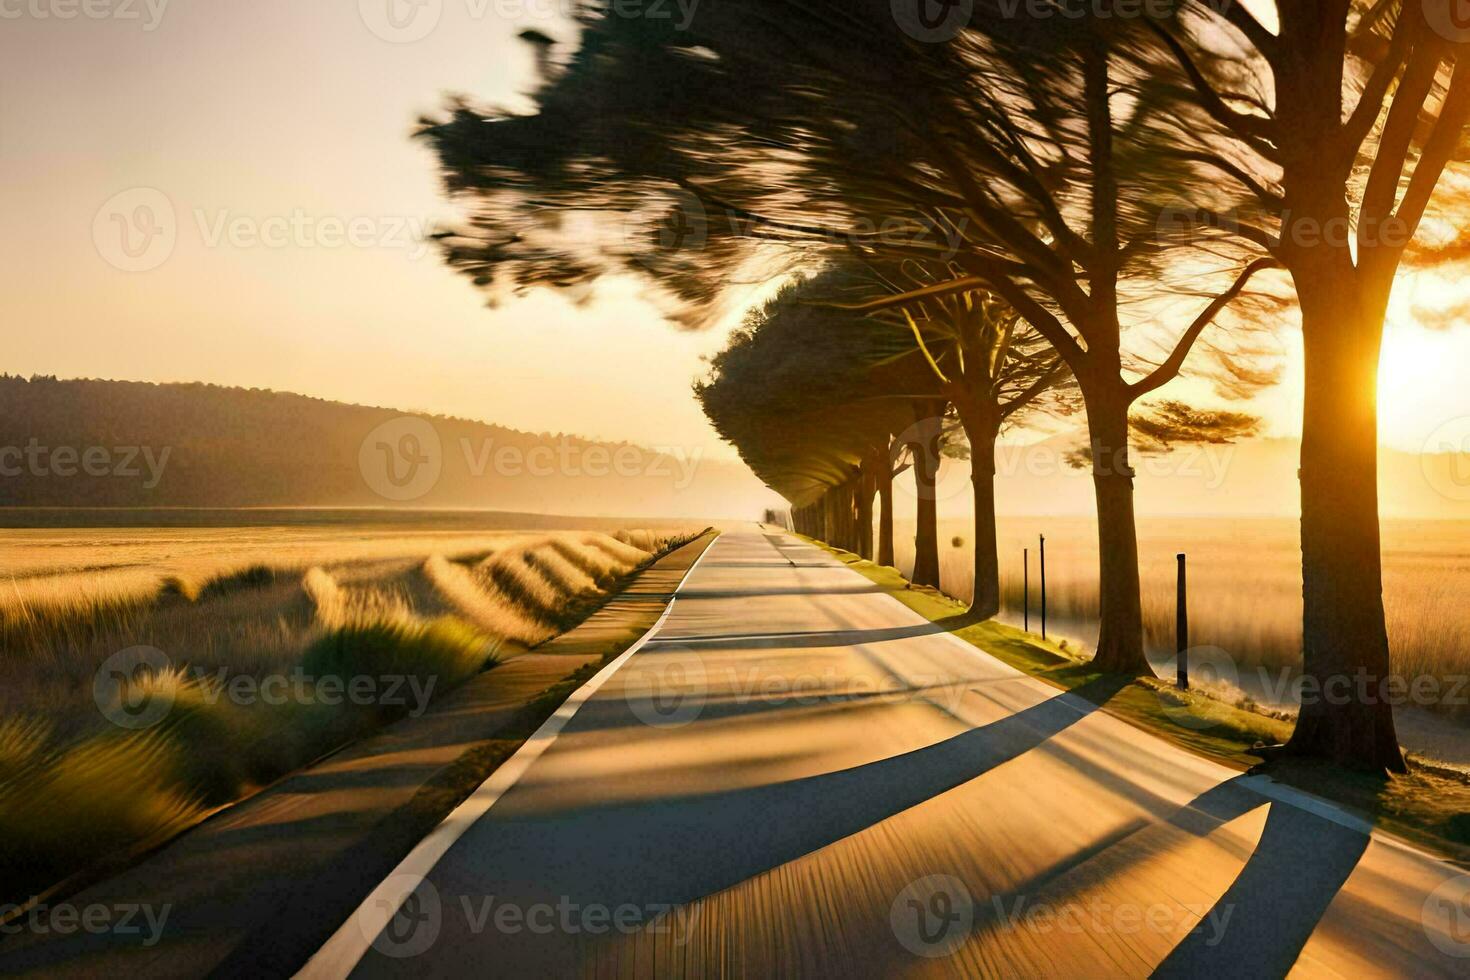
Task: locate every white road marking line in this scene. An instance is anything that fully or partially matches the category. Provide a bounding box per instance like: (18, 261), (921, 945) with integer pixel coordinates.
(295, 533), (722, 979)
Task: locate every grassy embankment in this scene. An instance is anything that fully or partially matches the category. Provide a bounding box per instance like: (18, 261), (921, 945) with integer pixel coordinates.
(0, 528), (694, 906)
(800, 534), (1470, 866)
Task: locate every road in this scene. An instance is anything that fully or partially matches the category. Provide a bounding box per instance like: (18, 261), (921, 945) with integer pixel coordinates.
(304, 524), (1470, 978)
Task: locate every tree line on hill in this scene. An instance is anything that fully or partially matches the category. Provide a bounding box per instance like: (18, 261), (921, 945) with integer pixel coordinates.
(0, 376), (755, 518)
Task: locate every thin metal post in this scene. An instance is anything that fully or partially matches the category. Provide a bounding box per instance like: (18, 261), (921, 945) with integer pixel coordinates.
(1039, 534), (1048, 642)
(1177, 553), (1190, 691)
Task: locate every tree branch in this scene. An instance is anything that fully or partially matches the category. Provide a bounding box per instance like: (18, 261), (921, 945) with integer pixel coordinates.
(1358, 38), (1440, 235)
(1160, 150), (1285, 209)
(1145, 19), (1280, 162)
(1340, 13), (1415, 168)
(1000, 358), (1070, 420)
(1128, 257), (1279, 398)
(1376, 60), (1470, 271)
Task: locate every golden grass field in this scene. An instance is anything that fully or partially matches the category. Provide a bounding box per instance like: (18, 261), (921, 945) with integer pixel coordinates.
(892, 516), (1470, 723)
(0, 513), (701, 904)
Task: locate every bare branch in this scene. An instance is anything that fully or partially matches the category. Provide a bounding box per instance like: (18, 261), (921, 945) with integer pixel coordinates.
(1129, 257), (1280, 398)
(1145, 19), (1280, 162)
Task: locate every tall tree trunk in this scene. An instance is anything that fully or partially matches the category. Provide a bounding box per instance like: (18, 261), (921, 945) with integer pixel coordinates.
(910, 403), (944, 589)
(1286, 277), (1405, 772)
(841, 477), (858, 553)
(1083, 386), (1152, 676)
(858, 456), (876, 561)
(829, 487), (840, 549)
(969, 456), (1000, 619)
(950, 388), (1001, 619)
(877, 441), (895, 568)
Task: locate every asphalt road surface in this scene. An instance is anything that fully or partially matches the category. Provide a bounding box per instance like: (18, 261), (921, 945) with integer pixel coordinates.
(303, 525), (1470, 978)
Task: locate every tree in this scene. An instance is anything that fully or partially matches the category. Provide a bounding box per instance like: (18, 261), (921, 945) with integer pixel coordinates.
(1146, 0), (1470, 771)
(830, 263), (1077, 618)
(417, 2), (1279, 675)
(694, 272), (940, 563)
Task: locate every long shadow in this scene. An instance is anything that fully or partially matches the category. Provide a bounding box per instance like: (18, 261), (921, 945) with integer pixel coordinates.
(1150, 778), (1370, 977)
(644, 621), (948, 650)
(353, 676), (1130, 975)
(972, 770), (1370, 977)
(707, 561), (838, 569)
(676, 586), (890, 599)
(572, 674), (1021, 733)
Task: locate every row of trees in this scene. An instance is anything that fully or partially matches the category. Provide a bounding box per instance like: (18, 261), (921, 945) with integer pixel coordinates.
(419, 2), (1470, 773)
(694, 268), (956, 581)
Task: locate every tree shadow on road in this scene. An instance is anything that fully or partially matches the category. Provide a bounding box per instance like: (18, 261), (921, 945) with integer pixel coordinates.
(364, 675), (1133, 974)
(1149, 778), (1370, 977)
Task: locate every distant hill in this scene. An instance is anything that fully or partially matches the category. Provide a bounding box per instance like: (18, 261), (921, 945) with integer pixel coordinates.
(0, 376), (776, 518)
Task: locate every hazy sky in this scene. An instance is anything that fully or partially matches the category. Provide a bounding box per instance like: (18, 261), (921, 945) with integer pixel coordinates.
(3, 0), (1469, 460)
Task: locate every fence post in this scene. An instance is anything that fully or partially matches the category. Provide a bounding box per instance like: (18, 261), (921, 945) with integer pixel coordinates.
(1177, 553), (1189, 691)
(1023, 547), (1030, 633)
(1039, 534), (1047, 642)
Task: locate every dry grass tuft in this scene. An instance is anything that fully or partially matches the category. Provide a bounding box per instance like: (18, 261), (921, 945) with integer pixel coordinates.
(0, 522), (693, 904)
(421, 555), (551, 647)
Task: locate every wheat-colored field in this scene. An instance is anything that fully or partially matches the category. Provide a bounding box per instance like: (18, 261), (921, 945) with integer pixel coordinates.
(0, 515), (700, 903)
(890, 516), (1470, 723)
